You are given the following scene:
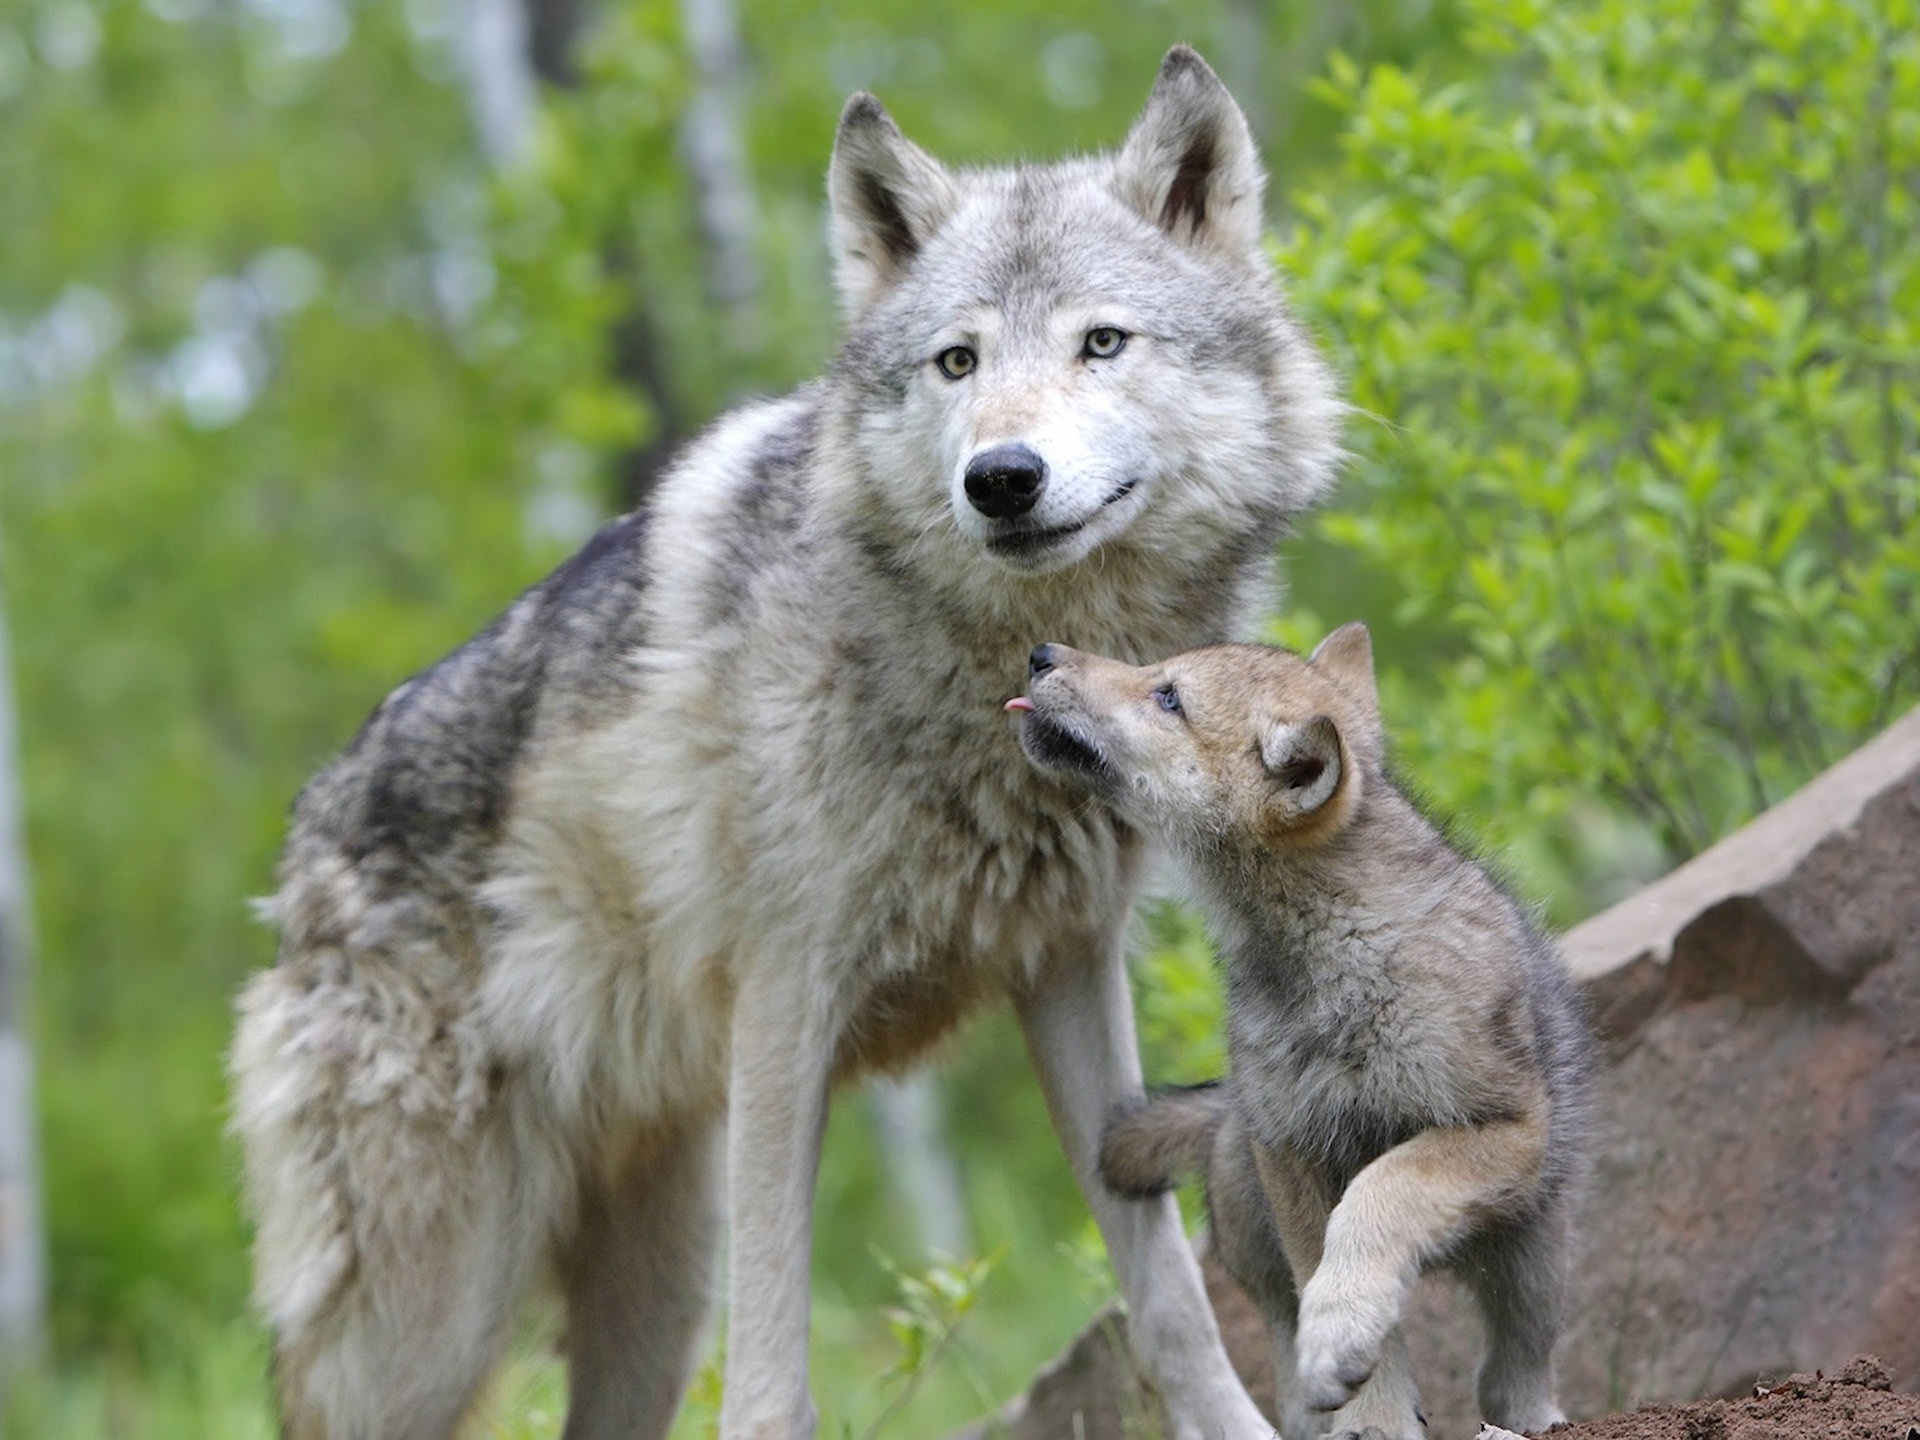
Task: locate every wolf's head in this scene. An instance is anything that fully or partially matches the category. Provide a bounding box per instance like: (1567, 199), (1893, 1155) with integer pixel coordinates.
(823, 46), (1341, 610)
(1007, 624), (1384, 851)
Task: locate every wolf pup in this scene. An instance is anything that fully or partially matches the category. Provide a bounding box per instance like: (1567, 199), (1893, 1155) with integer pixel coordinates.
(1009, 626), (1591, 1440)
(229, 46), (1340, 1440)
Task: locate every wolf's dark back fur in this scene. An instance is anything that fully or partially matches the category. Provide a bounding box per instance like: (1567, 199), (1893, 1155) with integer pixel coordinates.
(285, 507), (655, 913)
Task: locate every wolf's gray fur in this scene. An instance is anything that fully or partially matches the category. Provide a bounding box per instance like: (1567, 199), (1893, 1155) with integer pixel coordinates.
(1013, 634), (1592, 1440)
(230, 47), (1340, 1440)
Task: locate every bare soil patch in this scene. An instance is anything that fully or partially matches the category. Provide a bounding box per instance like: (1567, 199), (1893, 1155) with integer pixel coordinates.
(1527, 1356), (1919, 1440)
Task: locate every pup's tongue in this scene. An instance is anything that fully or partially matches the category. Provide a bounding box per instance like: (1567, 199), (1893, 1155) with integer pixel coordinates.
(1004, 696), (1033, 713)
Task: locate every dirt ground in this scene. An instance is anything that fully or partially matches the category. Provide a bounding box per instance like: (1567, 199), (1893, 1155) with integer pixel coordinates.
(1519, 1356), (1920, 1440)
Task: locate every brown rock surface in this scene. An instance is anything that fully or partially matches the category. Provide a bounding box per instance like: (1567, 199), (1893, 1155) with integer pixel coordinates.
(955, 704), (1920, 1439)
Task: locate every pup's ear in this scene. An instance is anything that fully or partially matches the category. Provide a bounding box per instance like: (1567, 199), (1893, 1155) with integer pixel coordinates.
(1114, 46), (1265, 256)
(1308, 621), (1377, 710)
(1259, 715), (1344, 815)
(827, 94), (958, 314)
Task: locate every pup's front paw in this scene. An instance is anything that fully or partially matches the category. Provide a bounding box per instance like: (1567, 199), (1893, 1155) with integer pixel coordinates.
(1294, 1282), (1394, 1413)
(1295, 1343), (1376, 1413)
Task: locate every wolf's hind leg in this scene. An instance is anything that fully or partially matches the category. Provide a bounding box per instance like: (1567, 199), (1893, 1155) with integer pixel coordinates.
(560, 1117), (724, 1440)
(263, 1106), (540, 1440)
(1460, 1209), (1569, 1433)
(235, 957), (544, 1440)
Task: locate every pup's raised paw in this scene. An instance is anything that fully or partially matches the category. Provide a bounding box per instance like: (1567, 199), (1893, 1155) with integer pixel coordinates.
(1293, 1325), (1378, 1413)
(1295, 1277), (1396, 1413)
(1298, 1358), (1374, 1414)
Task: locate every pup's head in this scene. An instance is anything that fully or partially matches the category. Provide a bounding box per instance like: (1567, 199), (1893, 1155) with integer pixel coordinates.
(824, 47), (1340, 585)
(1007, 623), (1382, 849)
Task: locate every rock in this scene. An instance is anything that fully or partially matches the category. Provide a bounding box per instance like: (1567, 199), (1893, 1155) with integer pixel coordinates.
(952, 704), (1920, 1439)
(1509, 703), (1920, 1432)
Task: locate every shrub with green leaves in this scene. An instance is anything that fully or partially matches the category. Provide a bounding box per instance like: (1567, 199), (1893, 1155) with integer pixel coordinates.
(1281, 0), (1920, 866)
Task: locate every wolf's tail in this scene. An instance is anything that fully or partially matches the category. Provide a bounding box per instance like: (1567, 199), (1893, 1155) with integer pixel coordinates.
(1099, 1082), (1231, 1198)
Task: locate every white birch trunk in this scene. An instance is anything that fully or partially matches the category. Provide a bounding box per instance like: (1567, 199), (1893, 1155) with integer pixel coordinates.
(677, 0), (761, 325)
(460, 0), (539, 169)
(0, 555), (45, 1364)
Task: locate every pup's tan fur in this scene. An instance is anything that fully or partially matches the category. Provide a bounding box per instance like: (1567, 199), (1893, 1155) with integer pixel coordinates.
(1012, 628), (1591, 1440)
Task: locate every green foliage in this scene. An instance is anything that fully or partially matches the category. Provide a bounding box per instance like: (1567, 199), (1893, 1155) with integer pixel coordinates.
(1280, 0), (1920, 867)
(1132, 900), (1227, 1083)
(0, 1318), (273, 1440)
(2, 4), (569, 1369)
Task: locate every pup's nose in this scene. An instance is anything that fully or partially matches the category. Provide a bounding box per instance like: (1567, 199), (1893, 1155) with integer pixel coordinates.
(1029, 644), (1058, 679)
(965, 443), (1047, 519)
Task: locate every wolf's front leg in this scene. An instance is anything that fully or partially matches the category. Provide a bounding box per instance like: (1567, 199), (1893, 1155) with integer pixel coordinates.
(1016, 944), (1276, 1440)
(719, 963), (839, 1440)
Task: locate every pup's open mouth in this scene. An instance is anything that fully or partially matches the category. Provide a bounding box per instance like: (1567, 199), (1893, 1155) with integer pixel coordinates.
(983, 478), (1140, 559)
(1017, 711), (1115, 784)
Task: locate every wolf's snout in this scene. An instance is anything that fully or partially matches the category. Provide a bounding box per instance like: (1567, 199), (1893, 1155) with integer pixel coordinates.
(1029, 644), (1059, 679)
(964, 444), (1047, 519)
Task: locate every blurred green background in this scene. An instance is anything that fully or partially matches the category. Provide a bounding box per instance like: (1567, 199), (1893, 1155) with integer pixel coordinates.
(1, 0), (1914, 1433)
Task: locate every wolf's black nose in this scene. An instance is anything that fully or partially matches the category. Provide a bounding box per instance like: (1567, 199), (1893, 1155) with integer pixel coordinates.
(1029, 644), (1058, 679)
(965, 444), (1047, 519)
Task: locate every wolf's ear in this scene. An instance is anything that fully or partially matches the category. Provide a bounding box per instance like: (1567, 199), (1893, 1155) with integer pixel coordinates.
(1114, 46), (1265, 256)
(828, 94), (959, 314)
(1307, 622), (1377, 710)
(1259, 715), (1344, 815)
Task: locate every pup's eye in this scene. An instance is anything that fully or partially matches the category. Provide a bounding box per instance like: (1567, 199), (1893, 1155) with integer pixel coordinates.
(1083, 327), (1128, 360)
(1153, 684), (1182, 714)
(935, 346), (976, 380)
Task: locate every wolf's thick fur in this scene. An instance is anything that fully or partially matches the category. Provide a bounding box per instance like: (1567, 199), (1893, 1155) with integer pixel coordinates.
(1013, 631), (1592, 1440)
(229, 47), (1340, 1440)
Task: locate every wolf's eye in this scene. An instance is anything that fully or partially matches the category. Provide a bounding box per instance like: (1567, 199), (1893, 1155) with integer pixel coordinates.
(1153, 684), (1182, 714)
(935, 346), (976, 380)
(1083, 327), (1128, 360)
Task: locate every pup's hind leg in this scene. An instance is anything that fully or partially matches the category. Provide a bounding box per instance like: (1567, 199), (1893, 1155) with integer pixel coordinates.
(1316, 1332), (1425, 1440)
(560, 1117), (724, 1440)
(1460, 1208), (1569, 1433)
(1206, 1121), (1310, 1439)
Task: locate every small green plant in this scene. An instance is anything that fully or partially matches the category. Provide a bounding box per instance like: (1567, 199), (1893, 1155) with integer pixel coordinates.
(856, 1248), (1000, 1440)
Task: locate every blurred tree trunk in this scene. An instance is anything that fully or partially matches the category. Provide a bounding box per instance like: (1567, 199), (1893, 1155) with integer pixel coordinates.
(872, 1075), (974, 1260)
(0, 559), (45, 1364)
(677, 0), (761, 332)
(462, 0), (541, 168)
(524, 0), (584, 86)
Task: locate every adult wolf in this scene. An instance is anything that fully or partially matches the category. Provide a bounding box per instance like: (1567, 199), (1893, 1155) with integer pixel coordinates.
(231, 46), (1340, 1440)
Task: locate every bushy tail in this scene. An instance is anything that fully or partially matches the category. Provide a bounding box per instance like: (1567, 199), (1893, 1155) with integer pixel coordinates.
(1099, 1082), (1232, 1197)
